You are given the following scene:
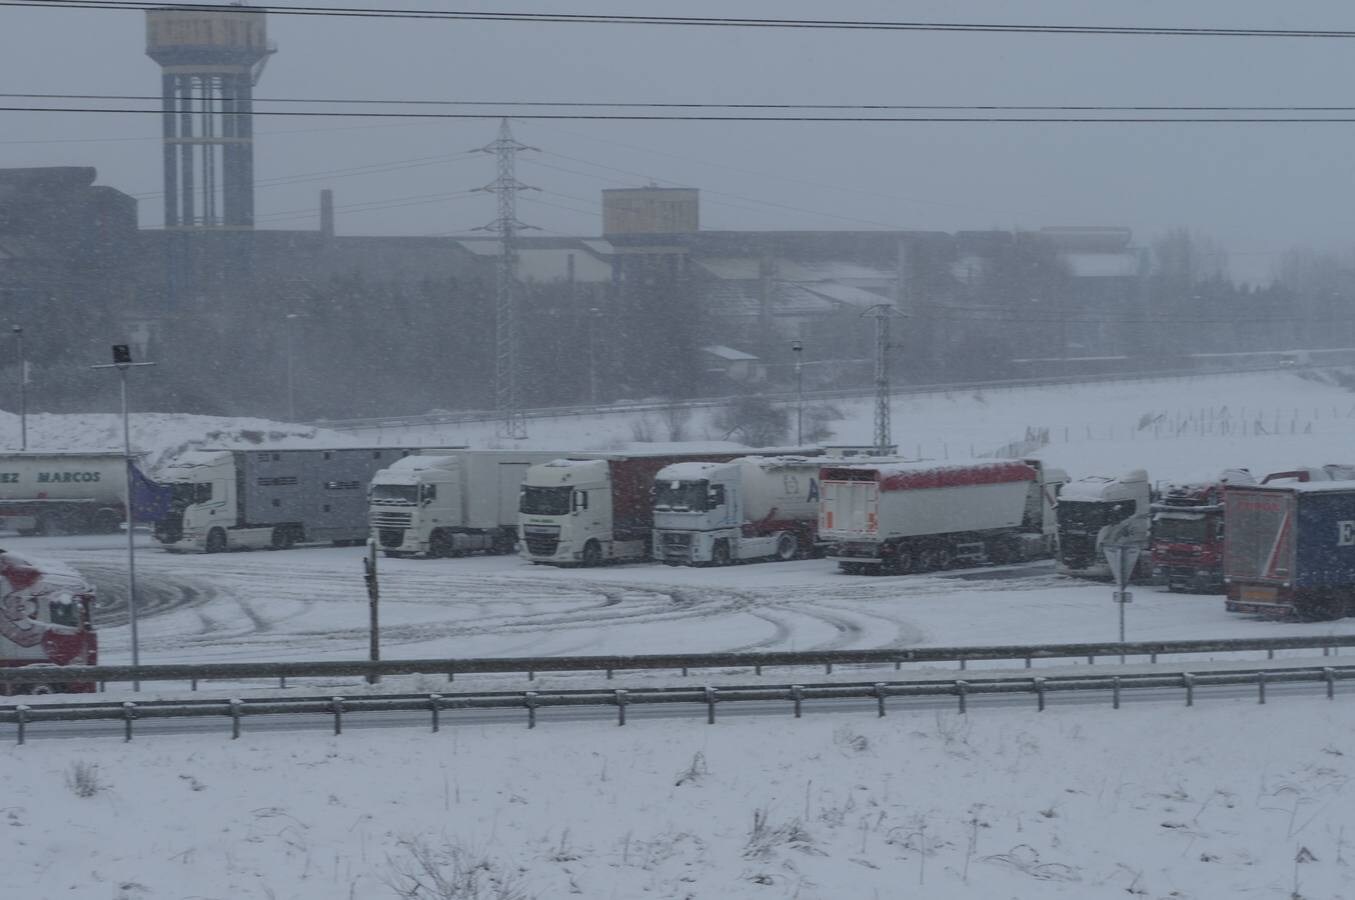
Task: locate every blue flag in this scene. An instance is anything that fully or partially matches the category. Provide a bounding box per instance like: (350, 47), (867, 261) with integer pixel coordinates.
(128, 462), (173, 524)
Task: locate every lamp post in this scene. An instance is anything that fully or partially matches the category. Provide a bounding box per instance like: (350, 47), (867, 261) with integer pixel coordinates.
(91, 344), (155, 687)
(790, 339), (804, 445)
(12, 325), (25, 450)
(285, 313), (301, 421)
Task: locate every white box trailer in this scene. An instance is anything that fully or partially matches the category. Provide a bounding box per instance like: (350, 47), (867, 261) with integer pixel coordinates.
(821, 459), (1064, 574)
(153, 447), (430, 552)
(0, 452), (131, 535)
(653, 455), (824, 565)
(370, 450), (572, 558)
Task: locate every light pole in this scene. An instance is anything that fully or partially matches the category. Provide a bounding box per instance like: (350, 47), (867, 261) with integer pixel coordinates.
(12, 325), (25, 450)
(285, 313), (301, 421)
(91, 344), (155, 687)
(790, 339), (804, 445)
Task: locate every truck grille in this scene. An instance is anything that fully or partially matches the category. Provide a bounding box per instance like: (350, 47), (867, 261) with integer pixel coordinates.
(523, 524), (560, 556)
(378, 528), (405, 548)
(659, 532), (693, 561)
(371, 511), (412, 528)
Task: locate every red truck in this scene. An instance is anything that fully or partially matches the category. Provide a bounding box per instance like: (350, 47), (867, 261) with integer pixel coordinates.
(0, 549), (98, 694)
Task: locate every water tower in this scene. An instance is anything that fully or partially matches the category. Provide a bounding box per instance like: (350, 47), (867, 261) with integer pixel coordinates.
(145, 5), (274, 230)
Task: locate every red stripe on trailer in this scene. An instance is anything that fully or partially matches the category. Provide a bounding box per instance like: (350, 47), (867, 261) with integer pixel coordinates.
(877, 462), (1036, 492)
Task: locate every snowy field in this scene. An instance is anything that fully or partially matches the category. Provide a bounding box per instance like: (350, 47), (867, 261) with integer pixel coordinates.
(8, 368), (1355, 898)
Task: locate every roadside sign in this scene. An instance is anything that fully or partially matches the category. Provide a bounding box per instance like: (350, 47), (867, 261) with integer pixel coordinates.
(1103, 543), (1141, 590)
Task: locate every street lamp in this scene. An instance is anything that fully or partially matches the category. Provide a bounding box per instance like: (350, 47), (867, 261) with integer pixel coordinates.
(790, 339), (804, 445)
(12, 325), (25, 451)
(285, 313), (302, 421)
(91, 344), (155, 687)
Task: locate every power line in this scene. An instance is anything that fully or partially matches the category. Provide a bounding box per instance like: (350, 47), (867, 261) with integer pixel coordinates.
(12, 105), (1355, 123)
(7, 1), (1355, 39)
(14, 93), (1355, 113)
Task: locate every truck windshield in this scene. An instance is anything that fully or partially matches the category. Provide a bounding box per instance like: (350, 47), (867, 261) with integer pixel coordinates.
(1059, 499), (1135, 530)
(520, 485), (572, 516)
(370, 484), (418, 504)
(1153, 516), (1209, 544)
(171, 482), (212, 506)
(654, 480), (709, 512)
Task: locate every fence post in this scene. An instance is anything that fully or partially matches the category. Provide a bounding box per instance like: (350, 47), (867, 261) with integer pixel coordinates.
(331, 696), (344, 735)
(1257, 671), (1267, 705)
(956, 680), (968, 714)
(615, 689), (627, 726)
(1183, 673), (1195, 707)
(229, 698), (242, 739)
(1112, 676), (1121, 710)
(874, 682), (887, 717)
(1034, 677), (1046, 711)
(704, 686), (717, 724)
(122, 701), (136, 742)
(1326, 667), (1336, 699)
(429, 693), (441, 733)
(16, 704), (27, 745)
(525, 691), (538, 729)
(791, 684), (803, 718)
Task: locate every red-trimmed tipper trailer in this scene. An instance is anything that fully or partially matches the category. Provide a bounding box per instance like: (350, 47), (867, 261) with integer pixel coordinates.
(820, 459), (1065, 575)
(0, 549), (97, 694)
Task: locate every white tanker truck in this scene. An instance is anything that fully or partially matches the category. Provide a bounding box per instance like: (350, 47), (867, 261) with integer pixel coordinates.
(653, 455), (824, 565)
(0, 452), (131, 535)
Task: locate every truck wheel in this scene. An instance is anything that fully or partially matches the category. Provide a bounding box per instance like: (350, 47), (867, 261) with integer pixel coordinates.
(490, 531), (517, 555)
(429, 530), (452, 559)
(712, 540), (731, 567)
(205, 528), (227, 553)
(270, 527), (295, 550)
(775, 533), (798, 562)
(582, 540), (603, 567)
(915, 548), (938, 573)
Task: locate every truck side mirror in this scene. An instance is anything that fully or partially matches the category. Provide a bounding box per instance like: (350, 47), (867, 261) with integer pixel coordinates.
(709, 486), (725, 507)
(573, 490), (588, 512)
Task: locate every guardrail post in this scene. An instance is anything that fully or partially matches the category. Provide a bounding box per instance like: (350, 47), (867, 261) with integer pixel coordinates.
(229, 698), (242, 739)
(755, 664), (762, 676)
(1324, 645), (1332, 657)
(791, 684), (803, 718)
(1183, 673), (1195, 707)
(16, 704), (28, 745)
(958, 656), (966, 671)
(615, 690), (627, 726)
(1112, 676), (1121, 710)
(279, 676), (287, 689)
(1267, 649), (1275, 660)
(1034, 677), (1046, 711)
(525, 692), (537, 729)
(1257, 671), (1267, 705)
(1326, 667), (1336, 699)
(331, 697), (344, 735)
(1087, 654), (1095, 666)
(122, 701), (136, 742)
(895, 659), (902, 671)
(704, 686), (717, 724)
(825, 662), (833, 675)
(191, 678), (198, 691)
(1150, 652), (1157, 664)
(527, 670), (534, 682)
(955, 680), (968, 714)
(681, 667), (688, 677)
(429, 694), (441, 733)
(1024, 656), (1031, 669)
(874, 682), (887, 717)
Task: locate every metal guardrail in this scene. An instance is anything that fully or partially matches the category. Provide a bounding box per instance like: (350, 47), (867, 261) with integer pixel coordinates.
(4, 664), (1351, 744)
(1, 634), (1351, 690)
(312, 364), (1297, 432)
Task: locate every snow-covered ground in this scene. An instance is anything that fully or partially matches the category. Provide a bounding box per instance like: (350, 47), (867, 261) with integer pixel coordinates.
(8, 368), (1355, 898)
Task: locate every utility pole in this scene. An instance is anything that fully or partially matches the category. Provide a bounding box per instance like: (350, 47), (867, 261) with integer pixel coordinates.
(12, 325), (26, 450)
(862, 304), (899, 454)
(790, 339), (804, 445)
(475, 119), (538, 440)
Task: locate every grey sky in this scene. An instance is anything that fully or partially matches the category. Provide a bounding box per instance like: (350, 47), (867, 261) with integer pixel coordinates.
(5, 1), (1355, 282)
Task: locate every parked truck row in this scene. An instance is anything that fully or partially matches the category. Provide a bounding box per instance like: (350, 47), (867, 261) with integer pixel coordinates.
(0, 452), (137, 535)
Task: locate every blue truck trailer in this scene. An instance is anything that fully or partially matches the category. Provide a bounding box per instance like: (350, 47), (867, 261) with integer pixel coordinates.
(1223, 481), (1355, 620)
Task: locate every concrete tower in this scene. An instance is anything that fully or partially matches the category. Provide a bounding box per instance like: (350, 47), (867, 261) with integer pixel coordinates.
(145, 6), (274, 230)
